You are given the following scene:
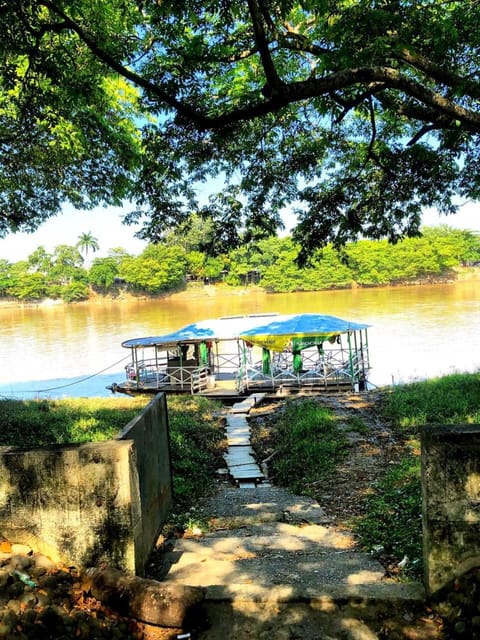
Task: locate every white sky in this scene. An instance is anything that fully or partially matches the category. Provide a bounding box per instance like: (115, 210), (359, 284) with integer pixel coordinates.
(0, 204), (148, 262)
(0, 199), (478, 263)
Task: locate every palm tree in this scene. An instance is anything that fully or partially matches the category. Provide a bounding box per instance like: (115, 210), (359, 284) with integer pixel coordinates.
(76, 232), (100, 265)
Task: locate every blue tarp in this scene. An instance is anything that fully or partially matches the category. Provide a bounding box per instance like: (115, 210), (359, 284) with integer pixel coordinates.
(240, 313), (369, 337)
(122, 313), (369, 351)
(239, 314), (370, 352)
(121, 314), (279, 349)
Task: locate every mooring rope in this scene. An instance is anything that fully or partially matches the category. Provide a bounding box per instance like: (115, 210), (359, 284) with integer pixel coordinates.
(0, 355), (131, 396)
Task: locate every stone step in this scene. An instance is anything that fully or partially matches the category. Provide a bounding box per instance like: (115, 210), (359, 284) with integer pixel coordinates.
(224, 456), (257, 468)
(225, 433), (251, 446)
(225, 425), (251, 434)
(229, 466), (264, 481)
(230, 393), (266, 414)
(157, 525), (425, 609)
(203, 581), (426, 606)
(199, 486), (331, 525)
(159, 547), (385, 588)
(225, 415), (249, 428)
(166, 524), (356, 555)
(224, 445), (255, 459)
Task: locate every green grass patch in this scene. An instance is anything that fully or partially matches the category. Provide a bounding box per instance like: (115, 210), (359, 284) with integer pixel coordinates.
(354, 455), (422, 577)
(354, 372), (480, 578)
(269, 398), (349, 496)
(165, 395), (224, 510)
(0, 396), (150, 447)
(379, 372), (480, 433)
(343, 414), (370, 434)
(0, 394), (224, 516)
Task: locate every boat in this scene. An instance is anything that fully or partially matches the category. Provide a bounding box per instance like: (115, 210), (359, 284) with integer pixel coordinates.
(110, 312), (371, 397)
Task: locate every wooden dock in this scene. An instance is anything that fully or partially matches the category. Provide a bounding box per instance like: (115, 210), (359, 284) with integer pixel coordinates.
(223, 393), (267, 488)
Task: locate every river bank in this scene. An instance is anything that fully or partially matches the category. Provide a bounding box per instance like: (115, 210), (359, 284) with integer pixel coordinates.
(0, 266), (479, 310)
(0, 390), (446, 640)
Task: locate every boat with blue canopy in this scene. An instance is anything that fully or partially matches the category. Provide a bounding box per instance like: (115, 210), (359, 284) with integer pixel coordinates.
(114, 312), (370, 396)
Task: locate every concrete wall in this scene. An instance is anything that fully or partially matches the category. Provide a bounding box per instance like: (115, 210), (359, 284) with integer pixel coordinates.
(0, 393), (172, 576)
(117, 392), (173, 574)
(422, 424), (480, 594)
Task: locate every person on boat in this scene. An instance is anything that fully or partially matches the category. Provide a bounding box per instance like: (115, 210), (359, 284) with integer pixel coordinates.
(293, 349), (303, 373)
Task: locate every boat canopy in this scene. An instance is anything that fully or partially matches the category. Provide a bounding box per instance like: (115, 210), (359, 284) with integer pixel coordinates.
(122, 313), (369, 352)
(121, 313), (280, 349)
(239, 313), (369, 352)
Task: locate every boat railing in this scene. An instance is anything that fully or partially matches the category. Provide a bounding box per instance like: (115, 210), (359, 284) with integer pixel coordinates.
(125, 357), (210, 393)
(191, 366), (209, 394)
(238, 347), (368, 391)
(215, 350), (241, 373)
(125, 360), (169, 386)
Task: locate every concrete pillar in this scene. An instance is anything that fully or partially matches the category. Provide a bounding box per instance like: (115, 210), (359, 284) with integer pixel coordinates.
(422, 424), (480, 594)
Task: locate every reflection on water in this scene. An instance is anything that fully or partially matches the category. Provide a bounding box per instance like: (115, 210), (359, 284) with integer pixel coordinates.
(0, 279), (479, 399)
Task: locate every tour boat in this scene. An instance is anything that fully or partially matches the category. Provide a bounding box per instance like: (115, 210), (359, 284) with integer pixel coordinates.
(110, 312), (370, 397)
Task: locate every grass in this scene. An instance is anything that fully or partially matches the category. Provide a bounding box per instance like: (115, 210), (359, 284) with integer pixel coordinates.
(265, 398), (350, 496)
(379, 372), (480, 431)
(0, 396), (151, 447)
(165, 395), (225, 511)
(0, 394), (225, 520)
(354, 371), (480, 578)
(354, 455), (423, 576)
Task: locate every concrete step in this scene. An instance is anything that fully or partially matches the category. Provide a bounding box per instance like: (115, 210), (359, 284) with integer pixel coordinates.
(225, 415), (249, 428)
(230, 393), (266, 414)
(159, 519), (387, 586)
(229, 466), (265, 481)
(157, 522), (425, 608)
(199, 485), (331, 525)
(203, 580), (426, 606)
(225, 433), (251, 446)
(166, 523), (356, 554)
(160, 547), (386, 588)
(224, 445), (255, 461)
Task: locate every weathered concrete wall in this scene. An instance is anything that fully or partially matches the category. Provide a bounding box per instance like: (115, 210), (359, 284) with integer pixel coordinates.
(117, 392), (173, 574)
(422, 424), (480, 595)
(0, 393), (172, 576)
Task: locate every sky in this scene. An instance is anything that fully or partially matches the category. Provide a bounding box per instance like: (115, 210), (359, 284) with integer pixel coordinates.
(0, 199), (478, 263)
(0, 204), (148, 262)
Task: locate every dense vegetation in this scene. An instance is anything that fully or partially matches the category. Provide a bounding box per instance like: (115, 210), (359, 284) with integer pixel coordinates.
(0, 226), (478, 301)
(2, 2), (480, 256)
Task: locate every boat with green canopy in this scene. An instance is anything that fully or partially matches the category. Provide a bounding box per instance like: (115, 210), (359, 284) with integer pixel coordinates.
(114, 312), (370, 396)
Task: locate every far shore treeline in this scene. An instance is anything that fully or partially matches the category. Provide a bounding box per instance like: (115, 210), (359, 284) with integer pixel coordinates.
(1, 224), (479, 303)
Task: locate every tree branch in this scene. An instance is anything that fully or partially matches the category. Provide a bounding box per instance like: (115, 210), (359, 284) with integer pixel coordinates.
(36, 1), (480, 134)
(39, 0), (214, 127)
(331, 84), (386, 124)
(246, 0), (284, 96)
(399, 48), (480, 99)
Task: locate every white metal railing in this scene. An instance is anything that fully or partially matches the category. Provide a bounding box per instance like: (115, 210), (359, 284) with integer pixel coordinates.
(125, 358), (210, 393)
(124, 336), (369, 394)
(237, 346), (368, 392)
(191, 367), (209, 394)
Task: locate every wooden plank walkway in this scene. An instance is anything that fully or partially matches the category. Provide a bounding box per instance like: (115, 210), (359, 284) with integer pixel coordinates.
(223, 393), (267, 488)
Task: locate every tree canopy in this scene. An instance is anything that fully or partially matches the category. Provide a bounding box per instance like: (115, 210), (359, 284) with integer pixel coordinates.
(1, 1), (479, 257)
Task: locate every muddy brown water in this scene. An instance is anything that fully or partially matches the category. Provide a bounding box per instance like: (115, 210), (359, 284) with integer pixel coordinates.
(0, 278), (479, 399)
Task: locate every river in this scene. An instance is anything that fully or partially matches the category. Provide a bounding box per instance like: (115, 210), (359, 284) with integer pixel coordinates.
(0, 278), (479, 399)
